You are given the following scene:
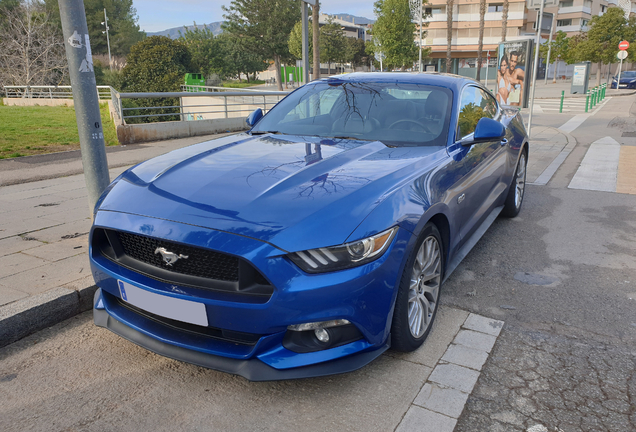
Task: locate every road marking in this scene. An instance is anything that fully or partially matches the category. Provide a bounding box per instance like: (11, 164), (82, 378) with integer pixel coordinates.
(569, 136), (621, 192)
(531, 134), (577, 186)
(558, 113), (590, 134)
(617, 146), (636, 194)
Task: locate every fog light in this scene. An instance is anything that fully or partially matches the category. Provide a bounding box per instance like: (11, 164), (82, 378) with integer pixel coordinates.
(314, 328), (330, 343)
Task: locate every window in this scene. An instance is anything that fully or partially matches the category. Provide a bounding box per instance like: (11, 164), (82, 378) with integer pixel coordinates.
(488, 3), (504, 12)
(559, 0), (573, 7)
(425, 7), (444, 15)
(457, 87), (498, 139)
(557, 19), (572, 27)
(583, 0), (592, 7)
(601, 5), (607, 12)
(581, 19), (589, 27)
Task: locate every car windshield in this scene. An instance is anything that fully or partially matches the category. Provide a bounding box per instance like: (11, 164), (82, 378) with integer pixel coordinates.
(252, 80), (453, 147)
(621, 71), (636, 78)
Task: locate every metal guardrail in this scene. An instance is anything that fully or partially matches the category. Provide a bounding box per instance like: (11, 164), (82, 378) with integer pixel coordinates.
(114, 90), (289, 123)
(3, 85), (112, 99)
(181, 84), (273, 93)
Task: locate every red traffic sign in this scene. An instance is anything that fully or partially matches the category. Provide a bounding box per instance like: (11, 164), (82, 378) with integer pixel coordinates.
(619, 40), (629, 50)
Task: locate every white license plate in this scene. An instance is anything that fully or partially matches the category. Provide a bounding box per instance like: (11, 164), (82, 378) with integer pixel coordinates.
(620, 84), (627, 87)
(118, 280), (208, 327)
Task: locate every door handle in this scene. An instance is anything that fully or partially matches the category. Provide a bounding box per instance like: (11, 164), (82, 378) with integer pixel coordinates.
(500, 138), (508, 146)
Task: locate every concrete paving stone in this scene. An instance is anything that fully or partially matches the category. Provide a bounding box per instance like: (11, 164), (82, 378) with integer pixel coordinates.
(25, 218), (91, 243)
(0, 193), (72, 213)
(0, 217), (63, 240)
(441, 343), (490, 371)
(0, 236), (46, 257)
(0, 253), (49, 278)
(453, 329), (497, 353)
(396, 405), (457, 432)
(463, 313), (504, 336)
(387, 306), (469, 368)
(429, 363), (481, 394)
(0, 253), (90, 295)
(413, 382), (470, 419)
(0, 283), (29, 307)
(21, 237), (87, 262)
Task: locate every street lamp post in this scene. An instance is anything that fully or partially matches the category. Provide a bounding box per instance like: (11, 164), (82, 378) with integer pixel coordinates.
(101, 8), (112, 71)
(301, 0), (315, 84)
(410, 0), (424, 72)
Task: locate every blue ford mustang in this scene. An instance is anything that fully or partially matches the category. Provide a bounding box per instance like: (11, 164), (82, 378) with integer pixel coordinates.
(90, 73), (528, 380)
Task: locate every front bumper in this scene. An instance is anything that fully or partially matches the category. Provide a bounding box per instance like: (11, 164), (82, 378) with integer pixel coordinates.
(94, 289), (389, 381)
(90, 211), (411, 379)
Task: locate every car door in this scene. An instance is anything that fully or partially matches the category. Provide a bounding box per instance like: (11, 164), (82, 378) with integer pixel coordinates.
(447, 85), (508, 245)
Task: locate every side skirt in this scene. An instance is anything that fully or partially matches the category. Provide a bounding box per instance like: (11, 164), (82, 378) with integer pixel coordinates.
(443, 205), (503, 283)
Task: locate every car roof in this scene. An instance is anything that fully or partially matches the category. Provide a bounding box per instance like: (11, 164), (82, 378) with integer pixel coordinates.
(319, 72), (477, 93)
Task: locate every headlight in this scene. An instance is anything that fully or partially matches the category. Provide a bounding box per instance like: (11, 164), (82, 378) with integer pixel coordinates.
(288, 227), (398, 273)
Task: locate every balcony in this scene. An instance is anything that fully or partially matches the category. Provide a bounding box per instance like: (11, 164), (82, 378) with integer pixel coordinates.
(556, 24), (583, 32)
(558, 5), (592, 14)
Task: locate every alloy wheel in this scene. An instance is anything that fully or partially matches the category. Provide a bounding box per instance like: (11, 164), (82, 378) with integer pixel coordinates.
(408, 236), (441, 338)
(515, 153), (527, 209)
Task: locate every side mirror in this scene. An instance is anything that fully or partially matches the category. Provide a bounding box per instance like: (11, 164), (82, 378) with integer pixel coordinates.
(461, 117), (505, 146)
(246, 108), (263, 127)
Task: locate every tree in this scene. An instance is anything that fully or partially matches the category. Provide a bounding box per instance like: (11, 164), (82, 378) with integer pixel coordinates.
(44, 0), (145, 57)
(122, 36), (192, 92)
(0, 1), (67, 87)
(217, 33), (268, 82)
(312, 1), (320, 80)
(179, 23), (224, 78)
(476, 0), (486, 80)
(538, 30), (571, 82)
(371, 0), (419, 70)
(345, 37), (368, 68)
(569, 8), (636, 85)
(288, 20), (312, 60)
(320, 20), (346, 74)
(500, 0), (508, 42)
(446, 0), (453, 72)
(222, 0), (300, 91)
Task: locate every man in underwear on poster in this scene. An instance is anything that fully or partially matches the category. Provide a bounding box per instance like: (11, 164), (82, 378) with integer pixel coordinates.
(507, 51), (525, 106)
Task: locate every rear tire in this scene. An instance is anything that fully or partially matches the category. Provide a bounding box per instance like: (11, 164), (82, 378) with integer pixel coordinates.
(391, 223), (444, 352)
(501, 149), (527, 218)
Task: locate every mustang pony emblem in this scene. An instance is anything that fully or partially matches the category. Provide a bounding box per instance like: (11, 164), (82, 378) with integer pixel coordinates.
(154, 247), (188, 266)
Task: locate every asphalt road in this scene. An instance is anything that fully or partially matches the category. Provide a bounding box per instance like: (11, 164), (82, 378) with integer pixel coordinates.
(1, 97), (636, 431)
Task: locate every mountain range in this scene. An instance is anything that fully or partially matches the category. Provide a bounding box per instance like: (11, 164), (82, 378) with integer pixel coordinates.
(147, 14), (374, 39)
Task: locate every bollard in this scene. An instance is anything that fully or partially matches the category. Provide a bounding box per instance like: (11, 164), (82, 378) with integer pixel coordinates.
(560, 90), (564, 113)
(592, 87), (597, 107)
(603, 83), (606, 100)
(585, 91), (590, 112)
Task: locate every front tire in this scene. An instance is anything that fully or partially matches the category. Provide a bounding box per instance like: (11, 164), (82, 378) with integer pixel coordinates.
(501, 149), (527, 218)
(391, 223), (443, 352)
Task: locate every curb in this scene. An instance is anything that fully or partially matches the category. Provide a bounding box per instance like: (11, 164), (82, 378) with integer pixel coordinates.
(535, 89), (636, 99)
(0, 281), (97, 349)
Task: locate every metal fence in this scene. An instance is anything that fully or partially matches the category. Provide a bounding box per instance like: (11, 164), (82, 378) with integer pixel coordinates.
(3, 85), (112, 99)
(112, 89), (289, 123)
(180, 84), (273, 93)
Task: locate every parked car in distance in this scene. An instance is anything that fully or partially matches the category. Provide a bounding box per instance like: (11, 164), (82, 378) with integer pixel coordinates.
(611, 70), (636, 89)
(89, 73), (529, 381)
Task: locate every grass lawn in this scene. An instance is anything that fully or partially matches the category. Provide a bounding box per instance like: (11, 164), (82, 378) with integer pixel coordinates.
(221, 80), (266, 88)
(0, 103), (118, 159)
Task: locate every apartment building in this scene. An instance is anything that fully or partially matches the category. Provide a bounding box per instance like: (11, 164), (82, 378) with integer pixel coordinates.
(420, 0), (635, 77)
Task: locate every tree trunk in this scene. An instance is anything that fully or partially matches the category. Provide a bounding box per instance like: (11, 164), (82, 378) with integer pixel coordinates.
(597, 61), (602, 86)
(446, 0), (453, 72)
(476, 0), (486, 81)
(328, 61), (331, 75)
(501, 0), (509, 42)
(274, 55), (283, 91)
(312, 2), (320, 80)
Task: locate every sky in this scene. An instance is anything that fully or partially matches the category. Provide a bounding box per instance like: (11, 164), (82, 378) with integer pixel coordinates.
(133, 0), (376, 33)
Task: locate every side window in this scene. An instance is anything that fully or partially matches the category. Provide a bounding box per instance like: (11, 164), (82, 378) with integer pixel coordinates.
(457, 86), (498, 138)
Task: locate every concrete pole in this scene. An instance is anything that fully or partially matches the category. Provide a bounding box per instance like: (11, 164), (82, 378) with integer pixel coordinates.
(312, 1), (320, 80)
(301, 1), (310, 84)
(103, 8), (112, 71)
(544, 13), (554, 85)
(58, 0), (110, 216)
(527, 0), (545, 138)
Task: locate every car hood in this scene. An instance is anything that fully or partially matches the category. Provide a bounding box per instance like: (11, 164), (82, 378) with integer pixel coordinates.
(99, 133), (447, 251)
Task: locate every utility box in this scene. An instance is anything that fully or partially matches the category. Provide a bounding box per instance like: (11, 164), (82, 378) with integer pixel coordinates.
(184, 73), (205, 91)
(570, 62), (590, 94)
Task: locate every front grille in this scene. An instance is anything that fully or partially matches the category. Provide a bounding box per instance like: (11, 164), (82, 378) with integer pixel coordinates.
(92, 228), (273, 299)
(117, 232), (239, 282)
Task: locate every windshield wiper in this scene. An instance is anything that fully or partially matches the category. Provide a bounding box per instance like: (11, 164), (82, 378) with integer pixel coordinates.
(250, 130), (281, 135)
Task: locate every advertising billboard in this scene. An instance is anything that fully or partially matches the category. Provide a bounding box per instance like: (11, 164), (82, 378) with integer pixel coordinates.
(496, 40), (533, 108)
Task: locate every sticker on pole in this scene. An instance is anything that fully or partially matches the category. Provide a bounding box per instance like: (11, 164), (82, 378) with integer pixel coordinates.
(619, 40), (629, 50)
